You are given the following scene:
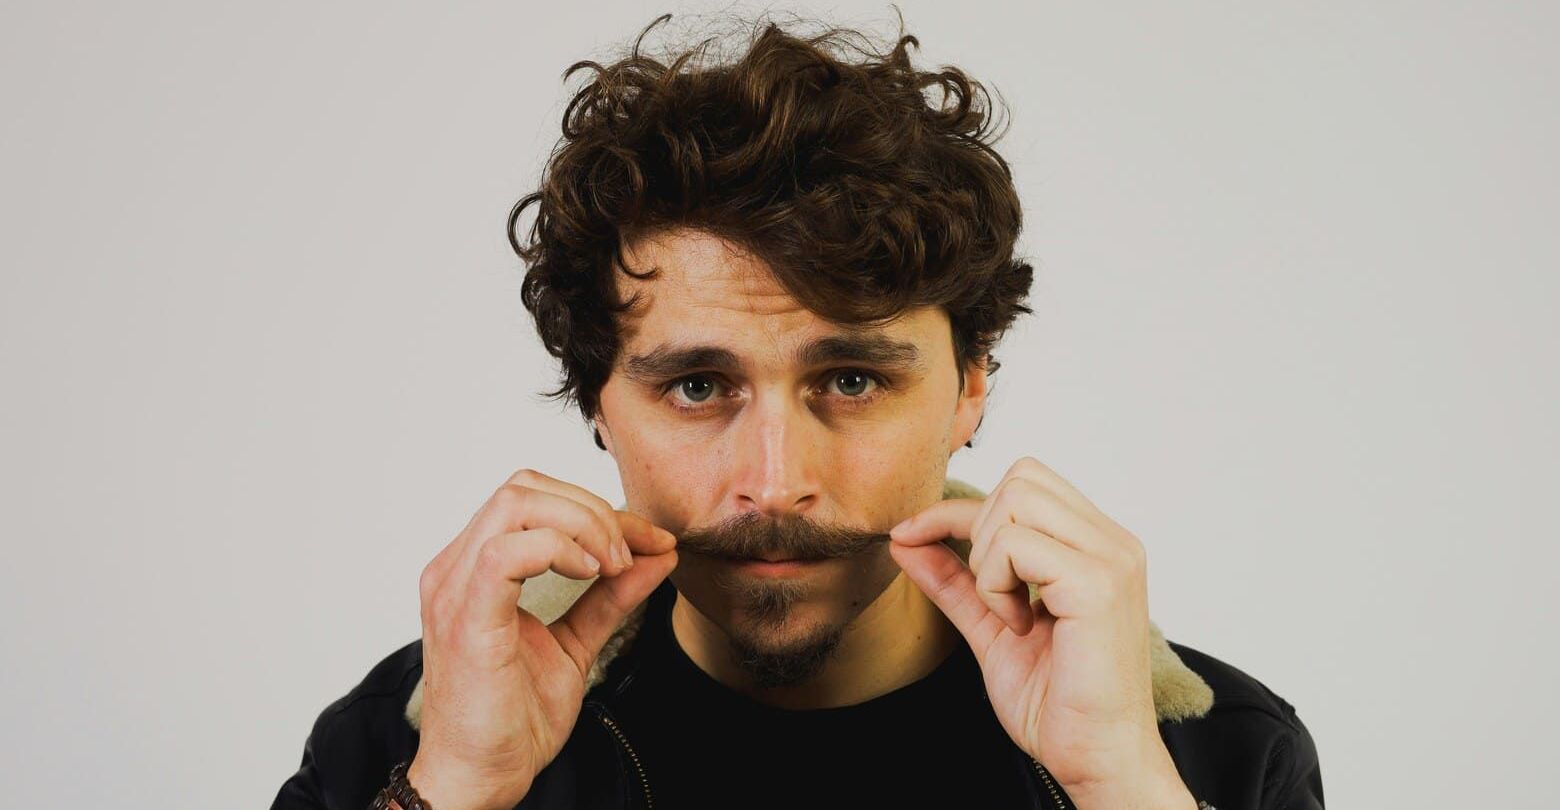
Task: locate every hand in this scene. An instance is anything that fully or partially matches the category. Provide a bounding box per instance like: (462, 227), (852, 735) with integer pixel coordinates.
(408, 468), (678, 810)
(889, 457), (1193, 809)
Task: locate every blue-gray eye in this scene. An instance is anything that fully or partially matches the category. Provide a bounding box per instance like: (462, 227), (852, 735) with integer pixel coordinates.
(835, 371), (871, 396)
(680, 377), (716, 402)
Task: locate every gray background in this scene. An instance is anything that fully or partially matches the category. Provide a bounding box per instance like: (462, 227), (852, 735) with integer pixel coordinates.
(2, 1), (1555, 806)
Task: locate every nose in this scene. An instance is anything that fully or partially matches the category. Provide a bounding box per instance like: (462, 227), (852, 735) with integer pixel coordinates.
(730, 394), (822, 517)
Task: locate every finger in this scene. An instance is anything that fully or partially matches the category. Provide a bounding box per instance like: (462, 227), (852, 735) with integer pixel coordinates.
(1006, 456), (1110, 527)
(967, 461), (1049, 573)
(465, 527), (606, 632)
(615, 509), (678, 557)
(975, 524), (1053, 636)
(964, 456), (1054, 564)
(888, 539), (1003, 659)
(978, 523), (1093, 624)
(549, 547), (679, 678)
(447, 485), (623, 605)
(969, 477), (1109, 574)
(434, 474), (628, 594)
(509, 469), (635, 572)
(888, 497), (983, 546)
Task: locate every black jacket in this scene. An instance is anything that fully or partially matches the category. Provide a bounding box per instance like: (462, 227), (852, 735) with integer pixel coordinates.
(271, 479), (1324, 809)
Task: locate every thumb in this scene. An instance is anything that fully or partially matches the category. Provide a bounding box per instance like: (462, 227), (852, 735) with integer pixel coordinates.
(547, 548), (678, 678)
(890, 540), (998, 659)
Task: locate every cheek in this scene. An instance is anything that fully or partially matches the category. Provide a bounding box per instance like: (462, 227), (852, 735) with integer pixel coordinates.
(828, 420), (949, 501)
(818, 547), (903, 617)
(616, 430), (726, 529)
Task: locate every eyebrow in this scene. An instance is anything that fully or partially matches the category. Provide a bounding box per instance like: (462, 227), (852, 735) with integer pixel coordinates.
(622, 333), (926, 383)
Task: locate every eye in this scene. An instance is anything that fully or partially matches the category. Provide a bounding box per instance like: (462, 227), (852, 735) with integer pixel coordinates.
(660, 369), (889, 414)
(828, 369), (877, 397)
(675, 375), (720, 404)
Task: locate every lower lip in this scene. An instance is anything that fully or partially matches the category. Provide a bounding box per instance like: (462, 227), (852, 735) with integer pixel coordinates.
(731, 558), (823, 577)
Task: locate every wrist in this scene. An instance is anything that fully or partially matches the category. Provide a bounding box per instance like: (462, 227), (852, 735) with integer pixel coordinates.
(1059, 736), (1196, 810)
(403, 756), (531, 810)
(1065, 780), (1196, 810)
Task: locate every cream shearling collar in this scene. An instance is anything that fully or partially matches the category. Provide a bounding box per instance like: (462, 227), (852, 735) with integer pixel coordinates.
(405, 477), (1214, 730)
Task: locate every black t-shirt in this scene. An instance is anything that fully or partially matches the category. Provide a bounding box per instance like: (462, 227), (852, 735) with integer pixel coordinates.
(606, 580), (1038, 808)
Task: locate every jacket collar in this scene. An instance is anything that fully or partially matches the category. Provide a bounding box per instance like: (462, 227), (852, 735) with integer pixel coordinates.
(406, 477), (1214, 730)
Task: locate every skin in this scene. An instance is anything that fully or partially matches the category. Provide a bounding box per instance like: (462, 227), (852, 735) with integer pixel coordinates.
(591, 226), (988, 710)
(401, 225), (1195, 810)
(585, 226), (1196, 808)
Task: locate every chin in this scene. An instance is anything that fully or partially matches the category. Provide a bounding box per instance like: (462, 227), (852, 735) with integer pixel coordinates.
(730, 599), (837, 647)
(727, 608), (849, 689)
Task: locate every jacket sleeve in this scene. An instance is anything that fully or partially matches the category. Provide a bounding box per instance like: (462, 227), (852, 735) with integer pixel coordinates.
(270, 642), (425, 810)
(1266, 706), (1325, 809)
(269, 703), (336, 810)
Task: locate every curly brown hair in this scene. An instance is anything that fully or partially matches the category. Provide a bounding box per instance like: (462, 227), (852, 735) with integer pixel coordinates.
(509, 11), (1035, 450)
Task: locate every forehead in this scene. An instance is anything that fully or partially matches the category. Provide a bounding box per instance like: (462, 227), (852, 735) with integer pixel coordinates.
(612, 227), (944, 351)
(615, 228), (798, 324)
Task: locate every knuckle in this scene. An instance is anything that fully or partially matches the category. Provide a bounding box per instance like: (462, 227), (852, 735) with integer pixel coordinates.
(573, 485), (613, 516)
(928, 561), (967, 601)
(600, 514), (626, 551)
(577, 503), (611, 538)
(535, 526), (571, 555)
(493, 482), (531, 510)
(1009, 475), (1044, 498)
(974, 563), (999, 594)
(988, 481), (1019, 516)
(1103, 534), (1145, 573)
(515, 526), (570, 567)
(990, 521), (1020, 550)
(507, 467), (544, 486)
(590, 493), (618, 518)
(1123, 538), (1147, 570)
(418, 563), (441, 601)
(567, 503), (612, 547)
(594, 504), (621, 536)
(474, 536), (507, 572)
(983, 526), (1007, 557)
(1002, 476), (1045, 515)
(973, 540), (1003, 586)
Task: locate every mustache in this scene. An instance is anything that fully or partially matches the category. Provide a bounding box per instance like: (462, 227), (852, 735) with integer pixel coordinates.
(672, 511), (892, 562)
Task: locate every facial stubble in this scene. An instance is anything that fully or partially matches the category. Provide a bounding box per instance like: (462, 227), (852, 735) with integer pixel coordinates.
(676, 512), (897, 689)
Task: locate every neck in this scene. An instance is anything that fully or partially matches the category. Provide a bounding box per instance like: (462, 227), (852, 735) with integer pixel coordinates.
(669, 570), (960, 710)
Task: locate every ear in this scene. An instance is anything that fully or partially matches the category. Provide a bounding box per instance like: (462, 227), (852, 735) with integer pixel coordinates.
(593, 414), (615, 455)
(949, 356), (990, 452)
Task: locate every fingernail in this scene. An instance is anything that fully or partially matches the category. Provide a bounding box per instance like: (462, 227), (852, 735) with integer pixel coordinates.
(620, 543), (634, 567)
(585, 554), (601, 573)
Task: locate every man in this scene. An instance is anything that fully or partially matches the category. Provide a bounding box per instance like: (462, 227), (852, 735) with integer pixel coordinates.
(272, 13), (1323, 810)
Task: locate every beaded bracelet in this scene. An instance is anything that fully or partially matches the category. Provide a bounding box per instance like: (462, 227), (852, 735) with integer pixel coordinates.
(368, 760), (430, 810)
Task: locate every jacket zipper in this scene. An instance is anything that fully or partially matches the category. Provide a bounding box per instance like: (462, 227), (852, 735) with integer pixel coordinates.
(1029, 756), (1069, 810)
(593, 704), (654, 809)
